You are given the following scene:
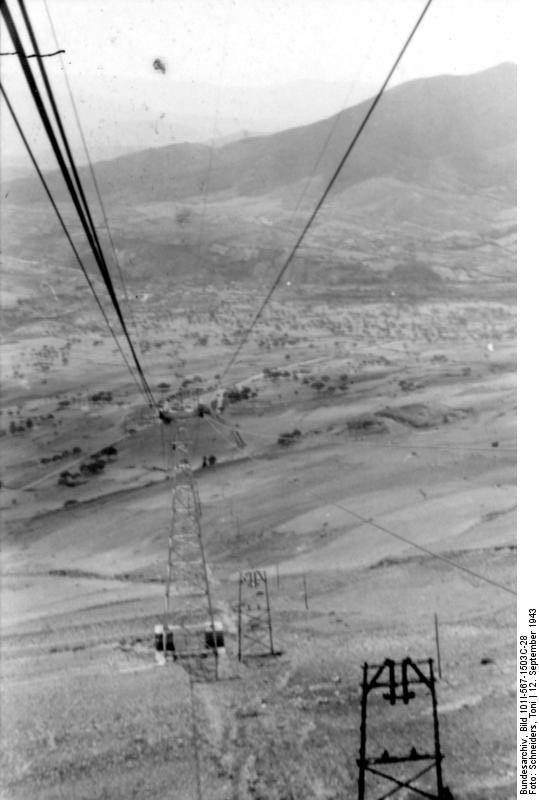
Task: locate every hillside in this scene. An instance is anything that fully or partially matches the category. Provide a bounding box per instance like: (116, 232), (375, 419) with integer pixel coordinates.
(0, 63), (517, 800)
(0, 77), (376, 172)
(2, 63), (516, 291)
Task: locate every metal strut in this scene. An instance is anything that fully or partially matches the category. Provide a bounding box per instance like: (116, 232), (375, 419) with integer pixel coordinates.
(357, 657), (453, 800)
(163, 426), (219, 680)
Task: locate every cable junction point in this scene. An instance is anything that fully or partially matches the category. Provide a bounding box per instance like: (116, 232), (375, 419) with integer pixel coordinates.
(0, 48), (65, 57)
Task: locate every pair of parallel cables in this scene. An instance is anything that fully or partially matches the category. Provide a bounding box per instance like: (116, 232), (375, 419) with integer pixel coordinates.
(0, 0), (156, 411)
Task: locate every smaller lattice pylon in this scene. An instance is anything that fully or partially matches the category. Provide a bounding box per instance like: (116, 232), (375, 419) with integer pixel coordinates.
(163, 428), (220, 679)
(237, 569), (280, 661)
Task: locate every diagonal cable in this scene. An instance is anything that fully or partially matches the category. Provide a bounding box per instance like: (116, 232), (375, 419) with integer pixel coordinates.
(0, 82), (148, 403)
(42, 0), (142, 350)
(4, 0), (155, 406)
(221, 0), (435, 380)
(209, 415), (516, 597)
(17, 0), (108, 270)
(3, 0), (156, 407)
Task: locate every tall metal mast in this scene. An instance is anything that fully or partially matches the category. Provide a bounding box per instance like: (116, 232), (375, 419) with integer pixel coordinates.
(163, 425), (219, 680)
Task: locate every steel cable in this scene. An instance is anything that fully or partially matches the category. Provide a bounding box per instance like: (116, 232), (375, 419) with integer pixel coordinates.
(221, 0), (435, 380)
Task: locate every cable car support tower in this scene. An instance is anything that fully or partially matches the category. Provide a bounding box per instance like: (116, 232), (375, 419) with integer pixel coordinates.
(161, 424), (220, 680)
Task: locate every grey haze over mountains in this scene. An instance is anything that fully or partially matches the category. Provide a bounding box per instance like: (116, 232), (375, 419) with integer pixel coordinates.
(3, 63), (516, 288)
(1, 76), (376, 178)
(7, 63), (515, 200)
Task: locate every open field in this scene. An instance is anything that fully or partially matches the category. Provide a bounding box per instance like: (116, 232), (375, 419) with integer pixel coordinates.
(0, 285), (516, 799)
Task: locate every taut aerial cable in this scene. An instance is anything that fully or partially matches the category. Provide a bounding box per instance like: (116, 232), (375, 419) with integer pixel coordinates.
(1, 0), (156, 408)
(221, 0), (435, 380)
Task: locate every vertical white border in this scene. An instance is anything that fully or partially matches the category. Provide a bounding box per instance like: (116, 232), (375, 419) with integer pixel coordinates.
(517, 2), (538, 627)
(517, 2), (538, 790)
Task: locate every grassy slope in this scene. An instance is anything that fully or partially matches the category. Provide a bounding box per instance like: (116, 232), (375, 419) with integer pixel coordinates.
(1, 295), (516, 798)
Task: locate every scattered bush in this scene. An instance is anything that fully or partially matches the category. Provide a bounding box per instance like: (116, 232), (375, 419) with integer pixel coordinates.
(226, 385), (256, 404)
(277, 429), (302, 446)
(80, 458), (106, 476)
(90, 390), (113, 402)
(346, 415), (388, 435)
(263, 367), (291, 380)
(399, 379), (424, 392)
(58, 469), (85, 487)
(100, 445), (118, 458)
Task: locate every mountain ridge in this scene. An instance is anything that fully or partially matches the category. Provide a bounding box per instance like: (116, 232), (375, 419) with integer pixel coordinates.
(2, 63), (516, 292)
(5, 62), (516, 205)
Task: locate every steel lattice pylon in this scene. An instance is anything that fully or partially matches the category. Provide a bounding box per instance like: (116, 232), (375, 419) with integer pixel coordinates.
(162, 426), (219, 680)
(237, 569), (277, 661)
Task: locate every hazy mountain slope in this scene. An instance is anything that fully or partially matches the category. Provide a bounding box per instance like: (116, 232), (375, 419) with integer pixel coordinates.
(6, 63), (515, 206)
(0, 77), (375, 174)
(2, 64), (516, 291)
(205, 62), (516, 199)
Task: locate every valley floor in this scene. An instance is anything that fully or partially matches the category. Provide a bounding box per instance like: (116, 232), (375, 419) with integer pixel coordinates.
(0, 298), (516, 799)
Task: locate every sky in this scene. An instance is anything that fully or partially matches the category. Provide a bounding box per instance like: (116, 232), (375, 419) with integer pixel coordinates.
(2, 0), (518, 87)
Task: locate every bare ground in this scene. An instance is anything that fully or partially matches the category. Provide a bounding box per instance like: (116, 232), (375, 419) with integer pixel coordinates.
(0, 296), (516, 799)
